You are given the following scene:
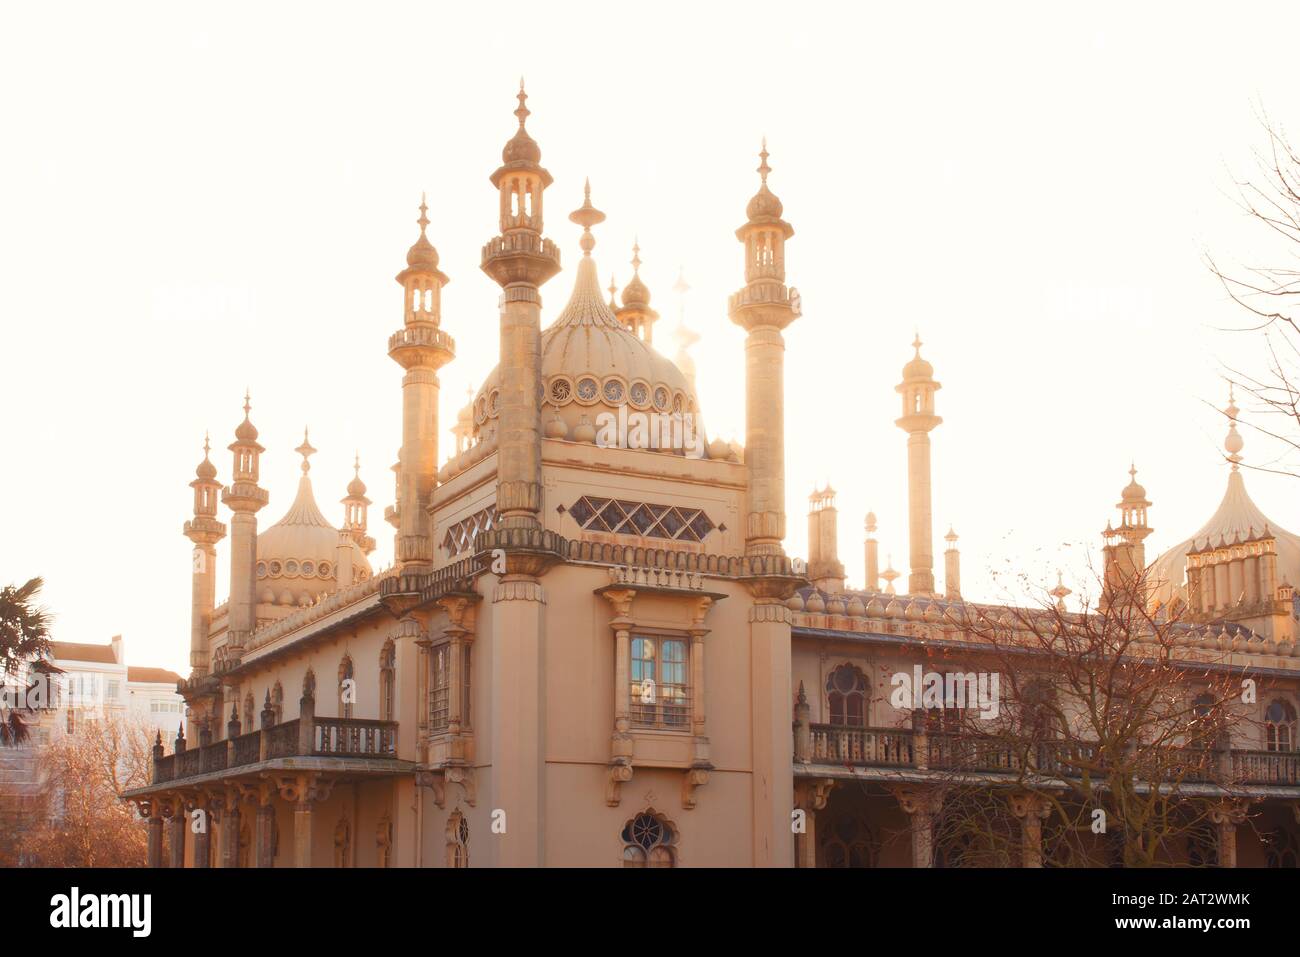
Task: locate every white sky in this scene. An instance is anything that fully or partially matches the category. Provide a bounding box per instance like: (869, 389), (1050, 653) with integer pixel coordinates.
(3, 1), (1300, 673)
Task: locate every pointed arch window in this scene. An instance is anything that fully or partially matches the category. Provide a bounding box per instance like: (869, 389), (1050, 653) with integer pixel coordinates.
(826, 665), (868, 727)
(821, 816), (875, 868)
(1265, 698), (1297, 752)
(447, 811), (469, 868)
(379, 640), (396, 722)
(621, 810), (676, 868)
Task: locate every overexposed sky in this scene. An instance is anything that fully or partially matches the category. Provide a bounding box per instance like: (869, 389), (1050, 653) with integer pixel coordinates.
(3, 1), (1300, 673)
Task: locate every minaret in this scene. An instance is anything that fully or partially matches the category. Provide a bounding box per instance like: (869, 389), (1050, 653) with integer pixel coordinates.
(671, 268), (700, 392)
(944, 527), (961, 599)
(341, 453), (375, 556)
(183, 434), (226, 678)
(221, 392), (268, 659)
(617, 240), (658, 344)
(728, 140), (800, 557)
(1102, 464), (1152, 611)
(807, 485), (845, 593)
(895, 335), (942, 595)
(389, 195), (455, 573)
(864, 512), (880, 591)
(480, 80), (561, 534)
(1050, 571), (1072, 613)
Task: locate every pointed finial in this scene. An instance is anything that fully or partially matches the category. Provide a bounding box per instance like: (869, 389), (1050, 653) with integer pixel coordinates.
(631, 239), (642, 276)
(608, 273), (618, 308)
(295, 427), (316, 475)
(758, 137), (771, 184)
(203, 431), (211, 458)
(569, 178), (605, 256)
(243, 388), (252, 416)
(673, 265), (690, 296)
(353, 451), (361, 476)
(1224, 382), (1244, 470)
(912, 333), (923, 356)
(417, 192), (429, 233)
(515, 77), (530, 128)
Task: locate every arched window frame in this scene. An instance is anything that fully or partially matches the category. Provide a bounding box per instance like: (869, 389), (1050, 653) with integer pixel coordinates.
(447, 810), (469, 868)
(825, 663), (869, 727)
(620, 808), (677, 868)
(1265, 697), (1297, 752)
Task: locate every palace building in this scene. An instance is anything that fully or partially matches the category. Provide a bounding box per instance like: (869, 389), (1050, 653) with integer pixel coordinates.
(124, 86), (1300, 868)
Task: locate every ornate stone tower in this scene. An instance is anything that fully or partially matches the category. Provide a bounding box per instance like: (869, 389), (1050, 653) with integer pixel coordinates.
(807, 485), (845, 593)
(729, 140), (800, 558)
(341, 454), (375, 556)
(389, 195), (455, 574)
(221, 393), (268, 660)
(184, 434), (226, 678)
(895, 336), (942, 595)
(944, 527), (961, 599)
(480, 80), (561, 534)
(616, 241), (658, 344)
(1102, 465), (1152, 611)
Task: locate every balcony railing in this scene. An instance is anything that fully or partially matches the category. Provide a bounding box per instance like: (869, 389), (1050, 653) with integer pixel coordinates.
(151, 716), (399, 785)
(801, 723), (1300, 787)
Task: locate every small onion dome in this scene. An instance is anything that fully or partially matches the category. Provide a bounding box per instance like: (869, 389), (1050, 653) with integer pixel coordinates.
(746, 142), (784, 222)
(901, 335), (934, 381)
(544, 409), (568, 439)
(864, 511), (877, 533)
(195, 434), (217, 481)
(346, 456), (367, 498)
(234, 391), (259, 442)
(621, 243), (651, 307)
(708, 437), (732, 460)
(502, 82), (542, 166)
(407, 232), (439, 270)
(573, 414), (597, 444)
(1121, 464), (1147, 504)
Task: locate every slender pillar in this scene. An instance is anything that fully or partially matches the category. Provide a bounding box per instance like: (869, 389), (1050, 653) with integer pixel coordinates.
(146, 813), (163, 868)
(896, 338), (941, 596)
(1008, 791), (1050, 868)
(891, 785), (943, 868)
(944, 527), (961, 599)
(221, 394), (268, 658)
(184, 435), (225, 677)
(294, 800), (313, 868)
(168, 814), (185, 868)
(864, 513), (879, 591)
(256, 802), (275, 869)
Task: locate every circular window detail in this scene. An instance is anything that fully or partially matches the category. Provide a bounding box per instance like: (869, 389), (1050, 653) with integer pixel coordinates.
(576, 377), (599, 403)
(629, 381), (650, 409)
(653, 386), (670, 411)
(301, 561), (315, 577)
(256, 562), (267, 578)
(549, 377), (573, 405)
(603, 379), (625, 404)
(488, 389), (501, 417)
(319, 561), (331, 577)
(269, 561), (283, 576)
(672, 393), (685, 413)
(285, 560), (299, 577)
(474, 396), (488, 424)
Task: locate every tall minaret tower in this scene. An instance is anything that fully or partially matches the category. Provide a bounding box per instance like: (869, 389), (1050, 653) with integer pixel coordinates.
(389, 195), (455, 573)
(864, 512), (880, 591)
(221, 392), (268, 660)
(807, 485), (845, 593)
(480, 80), (561, 534)
(671, 268), (699, 392)
(184, 434), (226, 678)
(944, 527), (961, 599)
(895, 336), (942, 595)
(341, 454), (375, 556)
(1102, 465), (1152, 611)
(729, 140), (800, 557)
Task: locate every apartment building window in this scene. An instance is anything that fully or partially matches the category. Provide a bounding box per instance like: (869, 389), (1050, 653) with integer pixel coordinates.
(106, 680), (120, 701)
(630, 635), (688, 730)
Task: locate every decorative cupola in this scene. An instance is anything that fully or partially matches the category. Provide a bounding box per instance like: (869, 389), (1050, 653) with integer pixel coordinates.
(1102, 464), (1152, 612)
(807, 484), (845, 593)
(184, 433), (227, 678)
(729, 139), (801, 558)
(341, 453), (375, 556)
(944, 527), (961, 599)
(397, 193), (450, 325)
(389, 196), (456, 573)
(617, 241), (659, 344)
(221, 392), (269, 659)
(895, 335), (942, 596)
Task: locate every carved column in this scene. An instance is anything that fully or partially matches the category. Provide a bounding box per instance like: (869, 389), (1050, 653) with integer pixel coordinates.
(276, 773), (334, 869)
(165, 797), (185, 868)
(793, 778), (835, 868)
(190, 794), (212, 868)
(219, 786), (240, 868)
(889, 785), (945, 868)
(602, 588), (636, 806)
(1007, 790), (1052, 868)
(146, 805), (163, 869)
(1210, 799), (1249, 868)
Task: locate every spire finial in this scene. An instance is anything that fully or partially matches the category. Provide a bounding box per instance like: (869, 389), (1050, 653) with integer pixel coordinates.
(673, 265), (690, 296)
(417, 192), (429, 233)
(296, 427), (316, 475)
(515, 77), (530, 128)
(353, 451), (361, 476)
(758, 137), (770, 184)
(203, 431), (211, 458)
(243, 388), (251, 416)
(608, 273), (618, 308)
(1224, 382), (1244, 470)
(569, 178), (605, 256)
(912, 332), (923, 356)
(631, 239), (642, 275)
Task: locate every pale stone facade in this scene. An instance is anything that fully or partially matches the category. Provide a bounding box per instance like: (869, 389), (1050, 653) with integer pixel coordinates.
(123, 88), (1300, 868)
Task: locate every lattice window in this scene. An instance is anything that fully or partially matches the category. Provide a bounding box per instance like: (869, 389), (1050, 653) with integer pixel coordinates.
(567, 496), (715, 543)
(442, 505), (498, 556)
